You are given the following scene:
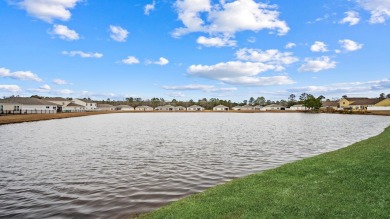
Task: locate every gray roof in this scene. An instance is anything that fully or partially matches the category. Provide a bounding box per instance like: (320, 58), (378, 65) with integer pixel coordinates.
(67, 103), (85, 107)
(76, 98), (96, 103)
(265, 104), (283, 107)
(116, 105), (132, 108)
(188, 105), (203, 108)
(0, 97), (57, 106)
(97, 104), (114, 107)
(214, 105), (228, 108)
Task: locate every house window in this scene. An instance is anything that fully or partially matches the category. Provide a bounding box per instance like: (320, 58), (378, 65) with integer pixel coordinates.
(90, 104), (92, 106)
(0, 105), (3, 111)
(14, 106), (20, 111)
(46, 106), (50, 109)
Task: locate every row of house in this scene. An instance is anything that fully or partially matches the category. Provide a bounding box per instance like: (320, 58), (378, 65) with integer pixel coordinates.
(1, 97), (389, 114)
(322, 97), (390, 111)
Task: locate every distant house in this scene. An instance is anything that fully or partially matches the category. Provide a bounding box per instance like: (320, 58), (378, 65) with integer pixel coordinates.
(73, 99), (98, 111)
(116, 105), (134, 111)
(287, 104), (306, 111)
(187, 105), (204, 111)
(155, 105), (186, 111)
(339, 97), (382, 110)
(232, 106), (241, 111)
(261, 104), (285, 111)
(97, 104), (115, 111)
(367, 98), (390, 111)
(321, 101), (339, 111)
(0, 97), (57, 114)
(241, 105), (255, 110)
(45, 97), (72, 112)
(254, 105), (263, 110)
(135, 105), (154, 111)
(213, 105), (229, 111)
(63, 103), (85, 112)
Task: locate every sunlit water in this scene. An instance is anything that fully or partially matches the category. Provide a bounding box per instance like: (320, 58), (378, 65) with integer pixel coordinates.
(1, 113), (389, 218)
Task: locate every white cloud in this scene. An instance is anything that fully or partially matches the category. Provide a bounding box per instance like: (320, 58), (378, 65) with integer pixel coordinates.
(147, 57), (169, 65)
(51, 24), (79, 40)
(0, 85), (22, 93)
(62, 51), (103, 58)
(187, 61), (294, 86)
(339, 39), (363, 52)
(247, 37), (256, 43)
(310, 41), (328, 52)
(56, 89), (73, 95)
(109, 25), (129, 42)
(29, 84), (51, 93)
(357, 0), (390, 24)
(162, 84), (237, 92)
(285, 42), (296, 49)
(236, 48), (299, 66)
(220, 76), (295, 86)
(196, 36), (237, 47)
(53, 79), (69, 85)
(18, 0), (81, 23)
(339, 11), (360, 26)
(188, 61), (275, 78)
(0, 67), (42, 82)
(288, 78), (390, 95)
(122, 56), (140, 65)
(167, 92), (185, 97)
(173, 0), (289, 39)
(298, 56), (336, 72)
(144, 1), (156, 15)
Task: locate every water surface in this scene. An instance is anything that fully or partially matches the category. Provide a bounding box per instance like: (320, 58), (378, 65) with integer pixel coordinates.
(1, 113), (389, 218)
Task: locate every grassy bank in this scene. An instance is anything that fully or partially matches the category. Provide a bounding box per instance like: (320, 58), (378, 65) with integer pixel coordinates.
(141, 125), (390, 218)
(0, 111), (124, 125)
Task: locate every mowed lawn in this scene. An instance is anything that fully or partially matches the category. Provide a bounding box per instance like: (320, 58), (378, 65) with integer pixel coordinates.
(141, 126), (390, 219)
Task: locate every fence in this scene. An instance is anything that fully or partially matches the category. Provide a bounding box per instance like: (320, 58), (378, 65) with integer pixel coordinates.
(0, 110), (57, 115)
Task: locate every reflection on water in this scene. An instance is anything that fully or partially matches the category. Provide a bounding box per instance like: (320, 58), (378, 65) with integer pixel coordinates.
(1, 113), (389, 218)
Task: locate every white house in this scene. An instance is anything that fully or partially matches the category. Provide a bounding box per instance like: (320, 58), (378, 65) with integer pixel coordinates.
(45, 97), (72, 112)
(287, 104), (306, 111)
(261, 104), (285, 111)
(240, 105), (255, 110)
(116, 105), (134, 111)
(232, 106), (242, 111)
(97, 104), (115, 111)
(213, 105), (229, 111)
(155, 105), (186, 111)
(0, 97), (57, 114)
(135, 106), (154, 111)
(73, 99), (98, 111)
(254, 105), (263, 110)
(63, 103), (85, 112)
(187, 105), (204, 111)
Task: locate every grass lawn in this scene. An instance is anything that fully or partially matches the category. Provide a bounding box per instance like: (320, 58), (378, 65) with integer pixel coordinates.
(141, 125), (390, 218)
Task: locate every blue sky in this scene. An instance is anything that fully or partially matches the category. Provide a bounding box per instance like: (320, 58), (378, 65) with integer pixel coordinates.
(0, 0), (389, 101)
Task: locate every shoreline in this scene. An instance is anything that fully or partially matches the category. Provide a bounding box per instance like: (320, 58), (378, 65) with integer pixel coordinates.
(140, 125), (390, 218)
(1, 110), (389, 126)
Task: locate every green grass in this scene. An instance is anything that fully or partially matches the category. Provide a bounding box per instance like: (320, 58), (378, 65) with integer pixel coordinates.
(140, 126), (390, 219)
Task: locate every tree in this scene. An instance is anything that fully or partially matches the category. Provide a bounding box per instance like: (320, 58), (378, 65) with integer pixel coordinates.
(255, 96), (266, 106)
(302, 94), (323, 110)
(248, 97), (255, 105)
(342, 95), (348, 98)
(288, 94), (296, 102)
(380, 93), (385, 99)
(387, 94), (390, 98)
(243, 100), (248, 105)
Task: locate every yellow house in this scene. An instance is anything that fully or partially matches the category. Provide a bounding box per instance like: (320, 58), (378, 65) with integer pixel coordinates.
(367, 98), (390, 111)
(339, 97), (382, 110)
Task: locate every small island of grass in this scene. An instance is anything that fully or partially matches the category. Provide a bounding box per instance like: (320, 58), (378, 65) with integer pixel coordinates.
(141, 125), (390, 218)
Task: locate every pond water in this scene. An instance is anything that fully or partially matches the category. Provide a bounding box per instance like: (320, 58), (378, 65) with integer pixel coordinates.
(1, 113), (389, 218)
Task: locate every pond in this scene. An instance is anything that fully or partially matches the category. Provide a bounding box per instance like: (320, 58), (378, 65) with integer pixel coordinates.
(1, 113), (389, 218)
